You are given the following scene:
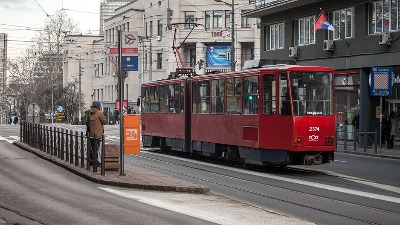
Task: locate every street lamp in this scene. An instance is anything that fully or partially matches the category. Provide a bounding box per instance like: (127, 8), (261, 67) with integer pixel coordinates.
(215, 0), (235, 72)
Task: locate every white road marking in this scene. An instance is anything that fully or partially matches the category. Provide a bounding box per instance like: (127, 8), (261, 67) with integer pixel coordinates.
(334, 160), (347, 163)
(100, 187), (315, 225)
(142, 151), (400, 204)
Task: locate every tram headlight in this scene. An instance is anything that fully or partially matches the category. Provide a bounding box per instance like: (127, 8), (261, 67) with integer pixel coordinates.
(293, 136), (303, 144)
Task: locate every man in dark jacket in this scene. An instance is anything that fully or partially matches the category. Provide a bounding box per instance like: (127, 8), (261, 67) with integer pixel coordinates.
(88, 101), (106, 166)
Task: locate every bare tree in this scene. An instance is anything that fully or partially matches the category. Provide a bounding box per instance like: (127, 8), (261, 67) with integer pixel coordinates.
(7, 10), (80, 121)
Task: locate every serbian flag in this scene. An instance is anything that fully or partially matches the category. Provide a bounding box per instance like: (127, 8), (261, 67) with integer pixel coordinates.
(315, 13), (334, 31)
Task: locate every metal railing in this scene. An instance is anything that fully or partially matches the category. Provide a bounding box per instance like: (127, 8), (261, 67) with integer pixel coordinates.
(336, 128), (380, 153)
(20, 122), (106, 176)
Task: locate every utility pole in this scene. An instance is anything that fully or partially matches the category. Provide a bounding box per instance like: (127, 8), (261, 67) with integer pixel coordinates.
(231, 0), (235, 72)
(149, 40), (152, 82)
(118, 30), (125, 176)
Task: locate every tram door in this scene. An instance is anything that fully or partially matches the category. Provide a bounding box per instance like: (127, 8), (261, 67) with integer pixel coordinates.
(386, 100), (400, 138)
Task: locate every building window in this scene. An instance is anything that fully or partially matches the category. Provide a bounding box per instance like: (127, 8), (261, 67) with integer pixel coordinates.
(185, 11), (195, 28)
(205, 11), (211, 30)
(145, 22), (148, 38)
(369, 0), (400, 34)
(157, 53), (162, 69)
(241, 10), (252, 28)
(225, 11), (231, 28)
(157, 20), (163, 36)
(149, 21), (153, 37)
(294, 15), (315, 46)
(213, 11), (223, 28)
(265, 22), (284, 50)
(329, 7), (354, 39)
(189, 49), (196, 67)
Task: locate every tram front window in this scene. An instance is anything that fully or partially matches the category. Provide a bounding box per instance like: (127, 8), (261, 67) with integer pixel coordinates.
(290, 71), (333, 116)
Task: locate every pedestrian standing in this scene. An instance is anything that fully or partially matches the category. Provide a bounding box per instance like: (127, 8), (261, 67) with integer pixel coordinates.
(114, 108), (120, 124)
(87, 101), (106, 166)
(388, 111), (396, 149)
(127, 106), (132, 114)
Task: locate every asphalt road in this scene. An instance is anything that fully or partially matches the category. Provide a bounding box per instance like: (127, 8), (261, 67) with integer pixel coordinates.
(1, 124), (399, 225)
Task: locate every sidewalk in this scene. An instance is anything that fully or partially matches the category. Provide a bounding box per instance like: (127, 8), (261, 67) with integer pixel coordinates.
(13, 141), (210, 194)
(336, 140), (400, 160)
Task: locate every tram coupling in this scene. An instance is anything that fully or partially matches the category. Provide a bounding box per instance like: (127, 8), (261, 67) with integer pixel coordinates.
(303, 153), (323, 165)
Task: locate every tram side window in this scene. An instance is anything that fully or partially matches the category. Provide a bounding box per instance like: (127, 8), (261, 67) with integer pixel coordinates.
(168, 83), (180, 113)
(226, 77), (241, 114)
(192, 82), (197, 114)
(280, 73), (292, 116)
(211, 79), (225, 114)
(262, 74), (276, 115)
(242, 76), (259, 115)
(159, 85), (168, 113)
(180, 82), (184, 113)
(141, 87), (150, 113)
(150, 86), (159, 113)
(197, 80), (210, 114)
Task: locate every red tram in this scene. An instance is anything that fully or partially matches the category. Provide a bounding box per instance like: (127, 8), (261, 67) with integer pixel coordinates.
(141, 65), (335, 166)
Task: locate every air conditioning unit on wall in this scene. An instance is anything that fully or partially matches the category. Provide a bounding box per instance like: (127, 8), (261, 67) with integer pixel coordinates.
(156, 36), (162, 41)
(323, 40), (334, 51)
(379, 32), (392, 45)
(289, 47), (299, 58)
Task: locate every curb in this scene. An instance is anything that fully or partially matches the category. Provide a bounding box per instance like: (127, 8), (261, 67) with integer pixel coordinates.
(14, 141), (210, 194)
(335, 149), (400, 160)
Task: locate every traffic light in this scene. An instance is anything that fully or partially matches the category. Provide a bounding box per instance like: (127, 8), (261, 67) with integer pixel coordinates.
(80, 66), (84, 75)
(198, 59), (204, 70)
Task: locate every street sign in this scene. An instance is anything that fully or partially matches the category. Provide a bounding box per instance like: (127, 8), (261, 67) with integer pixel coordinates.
(121, 31), (138, 72)
(57, 105), (64, 112)
(122, 56), (138, 71)
(370, 67), (392, 96)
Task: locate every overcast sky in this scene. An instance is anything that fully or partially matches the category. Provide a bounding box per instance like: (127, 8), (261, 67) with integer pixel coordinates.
(0, 0), (101, 59)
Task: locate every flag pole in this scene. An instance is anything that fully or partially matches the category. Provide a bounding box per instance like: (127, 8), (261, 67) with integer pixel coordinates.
(319, 8), (342, 39)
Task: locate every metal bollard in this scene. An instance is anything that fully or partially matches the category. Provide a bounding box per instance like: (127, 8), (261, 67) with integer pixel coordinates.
(101, 135), (105, 176)
(80, 132), (84, 168)
(74, 131), (78, 166)
(344, 128), (347, 150)
(60, 128), (64, 160)
(65, 129), (69, 162)
(86, 135), (91, 170)
(374, 129), (378, 154)
(363, 130), (367, 153)
(93, 134), (98, 173)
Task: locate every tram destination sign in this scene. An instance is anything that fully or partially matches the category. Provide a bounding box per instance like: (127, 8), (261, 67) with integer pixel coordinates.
(370, 67), (392, 96)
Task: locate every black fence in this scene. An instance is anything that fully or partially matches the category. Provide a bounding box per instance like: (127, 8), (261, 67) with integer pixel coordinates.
(20, 122), (106, 175)
(336, 128), (380, 153)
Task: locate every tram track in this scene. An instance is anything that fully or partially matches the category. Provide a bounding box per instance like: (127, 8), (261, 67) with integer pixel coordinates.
(129, 151), (400, 225)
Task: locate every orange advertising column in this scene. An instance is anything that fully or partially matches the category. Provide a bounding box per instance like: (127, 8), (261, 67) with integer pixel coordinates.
(123, 114), (141, 154)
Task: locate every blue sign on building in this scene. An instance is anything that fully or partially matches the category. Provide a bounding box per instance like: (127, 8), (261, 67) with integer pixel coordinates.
(206, 45), (231, 68)
(122, 56), (138, 71)
(370, 67), (392, 96)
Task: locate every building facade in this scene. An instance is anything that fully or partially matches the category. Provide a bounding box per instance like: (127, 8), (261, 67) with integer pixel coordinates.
(248, 0), (400, 141)
(100, 0), (136, 35)
(101, 0), (259, 112)
(63, 35), (104, 113)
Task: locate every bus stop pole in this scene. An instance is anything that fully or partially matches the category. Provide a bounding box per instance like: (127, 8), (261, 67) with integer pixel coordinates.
(118, 30), (125, 176)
